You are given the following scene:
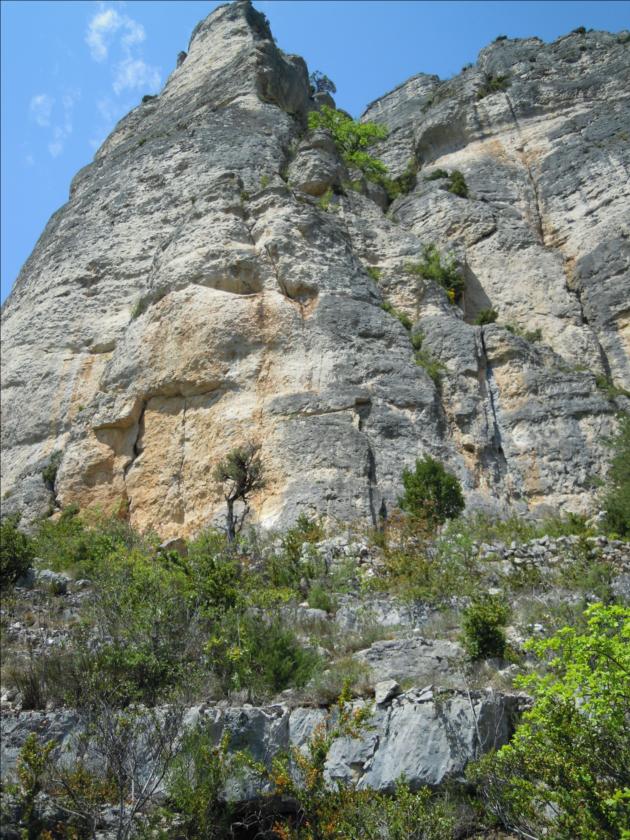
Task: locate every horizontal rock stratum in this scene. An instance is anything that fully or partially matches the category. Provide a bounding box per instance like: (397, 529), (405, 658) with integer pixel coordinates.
(2, 2), (629, 537)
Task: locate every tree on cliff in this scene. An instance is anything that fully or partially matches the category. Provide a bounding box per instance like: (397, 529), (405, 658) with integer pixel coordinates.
(213, 444), (265, 542)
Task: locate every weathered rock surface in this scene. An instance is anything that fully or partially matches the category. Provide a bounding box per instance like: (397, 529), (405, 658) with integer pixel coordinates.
(2, 3), (628, 535)
(0, 688), (525, 794)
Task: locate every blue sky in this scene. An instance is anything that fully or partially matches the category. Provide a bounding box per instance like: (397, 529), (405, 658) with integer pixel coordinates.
(2, 1), (628, 303)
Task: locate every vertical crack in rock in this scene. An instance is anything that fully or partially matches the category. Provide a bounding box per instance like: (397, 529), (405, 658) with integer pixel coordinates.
(478, 330), (509, 488)
(123, 398), (147, 479)
(505, 94), (546, 246)
(355, 398), (379, 528)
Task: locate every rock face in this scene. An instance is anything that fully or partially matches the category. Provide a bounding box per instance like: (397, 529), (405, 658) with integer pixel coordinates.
(1, 3), (629, 535)
(0, 689), (525, 794)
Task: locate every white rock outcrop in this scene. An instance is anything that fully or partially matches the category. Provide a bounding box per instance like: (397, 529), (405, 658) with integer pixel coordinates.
(2, 3), (628, 535)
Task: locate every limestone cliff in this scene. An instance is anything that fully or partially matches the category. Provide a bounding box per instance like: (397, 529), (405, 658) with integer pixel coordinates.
(2, 2), (629, 536)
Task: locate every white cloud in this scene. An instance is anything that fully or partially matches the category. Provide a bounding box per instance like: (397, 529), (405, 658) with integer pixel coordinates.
(43, 89), (80, 158)
(86, 5), (160, 101)
(86, 7), (123, 62)
(29, 94), (55, 126)
(113, 57), (160, 94)
(86, 5), (146, 62)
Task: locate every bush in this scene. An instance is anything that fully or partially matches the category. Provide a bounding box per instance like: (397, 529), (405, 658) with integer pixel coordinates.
(406, 244), (465, 303)
(33, 507), (147, 576)
(477, 73), (511, 99)
(474, 308), (498, 325)
(308, 105), (388, 180)
(602, 413), (630, 537)
(398, 456), (465, 525)
(469, 604), (630, 838)
(424, 168), (449, 181)
(381, 299), (412, 330)
(447, 170), (468, 198)
(379, 158), (418, 200)
(166, 729), (241, 839)
(307, 582), (334, 613)
(41, 450), (62, 490)
(414, 348), (446, 384)
(503, 323), (542, 342)
(0, 515), (34, 591)
(205, 613), (320, 699)
(461, 595), (509, 660)
(309, 70), (336, 95)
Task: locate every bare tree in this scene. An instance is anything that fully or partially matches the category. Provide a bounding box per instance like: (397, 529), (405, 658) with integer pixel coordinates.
(213, 444), (265, 543)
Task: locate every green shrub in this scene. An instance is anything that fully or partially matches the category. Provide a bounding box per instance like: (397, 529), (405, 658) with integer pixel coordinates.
(308, 105), (388, 180)
(166, 729), (240, 839)
(399, 456), (465, 525)
(205, 613), (320, 698)
(378, 158), (418, 200)
(259, 173), (270, 188)
(33, 507), (146, 576)
(307, 582), (334, 613)
(602, 413), (630, 537)
(503, 323), (542, 342)
(595, 374), (630, 400)
(41, 451), (62, 490)
(477, 73), (511, 99)
(469, 604), (630, 839)
(381, 299), (412, 330)
(447, 170), (468, 198)
(406, 244), (465, 303)
(0, 515), (35, 591)
(415, 348), (446, 384)
(474, 308), (498, 325)
(462, 595), (509, 660)
(318, 187), (334, 210)
(366, 266), (382, 282)
(424, 168), (449, 182)
(186, 529), (244, 617)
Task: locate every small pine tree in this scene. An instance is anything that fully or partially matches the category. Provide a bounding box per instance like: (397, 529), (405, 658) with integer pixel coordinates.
(398, 456), (465, 525)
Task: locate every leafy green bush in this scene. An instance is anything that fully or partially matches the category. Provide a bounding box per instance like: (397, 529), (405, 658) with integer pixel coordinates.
(595, 374), (630, 400)
(318, 187), (335, 210)
(447, 170), (468, 198)
(461, 595), (509, 660)
(0, 515), (34, 591)
(415, 348), (446, 384)
(41, 451), (62, 490)
(474, 308), (498, 325)
(504, 323), (542, 342)
(378, 158), (418, 200)
(477, 73), (511, 99)
(308, 582), (334, 613)
(375, 513), (480, 605)
(33, 507), (147, 576)
(308, 105), (388, 180)
(186, 529), (244, 617)
(398, 456), (465, 525)
(167, 729), (241, 839)
(406, 244), (465, 303)
(602, 413), (630, 537)
(205, 613), (320, 698)
(469, 604), (630, 838)
(424, 169), (449, 182)
(366, 266), (382, 282)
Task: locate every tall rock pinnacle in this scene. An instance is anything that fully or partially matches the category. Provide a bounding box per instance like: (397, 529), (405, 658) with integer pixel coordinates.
(2, 3), (629, 536)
